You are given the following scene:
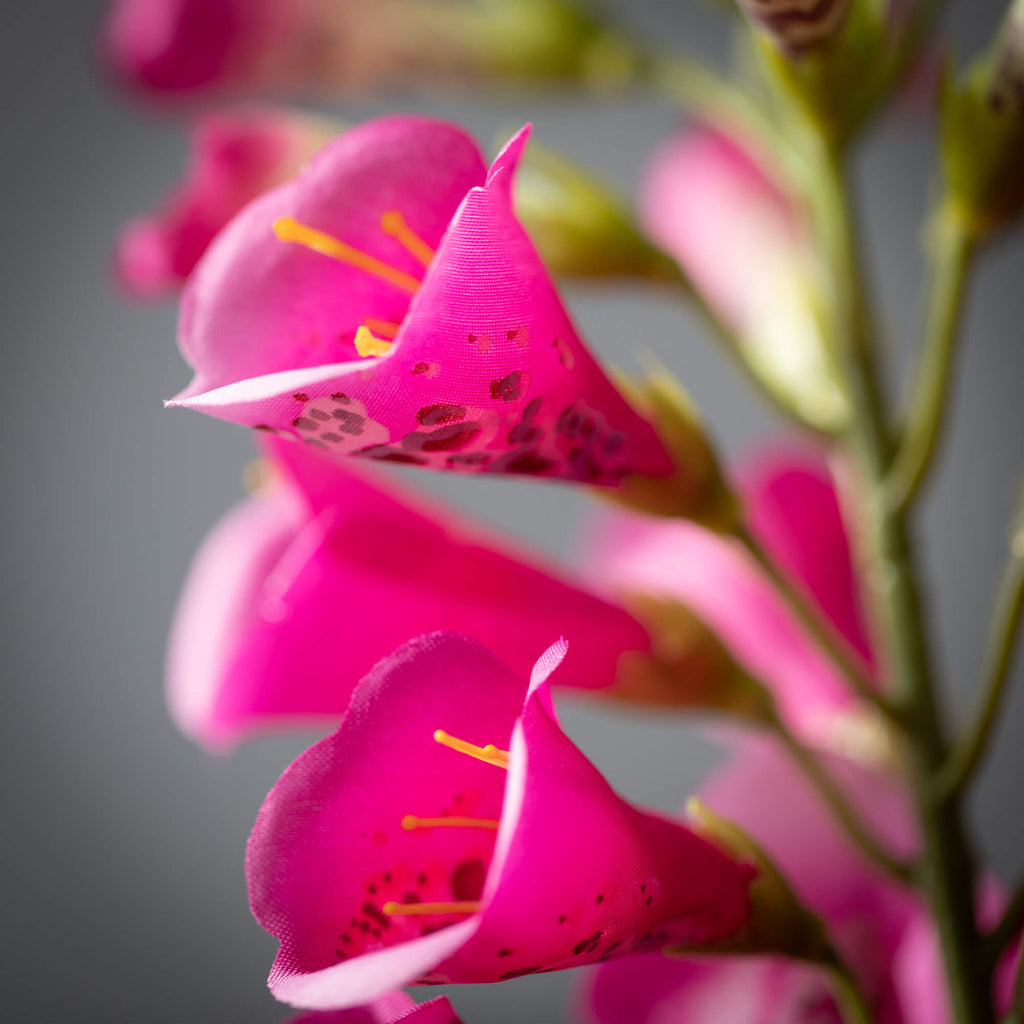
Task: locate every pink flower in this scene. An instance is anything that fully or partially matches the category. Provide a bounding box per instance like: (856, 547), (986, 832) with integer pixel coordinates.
(246, 633), (752, 1009)
(169, 117), (673, 487)
(168, 435), (650, 749)
(582, 447), (875, 743)
(115, 107), (335, 299)
(640, 129), (846, 431)
(583, 740), (920, 1024)
(290, 993), (464, 1024)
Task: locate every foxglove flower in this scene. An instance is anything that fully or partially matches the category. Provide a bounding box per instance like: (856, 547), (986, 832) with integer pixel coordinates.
(102, 0), (633, 99)
(168, 435), (650, 749)
(171, 117), (677, 491)
(246, 634), (752, 1009)
(291, 992), (463, 1023)
(582, 447), (877, 744)
(641, 129), (847, 432)
(116, 107), (335, 299)
(584, 740), (921, 1024)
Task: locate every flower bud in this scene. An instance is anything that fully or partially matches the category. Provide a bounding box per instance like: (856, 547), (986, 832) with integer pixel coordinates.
(513, 141), (675, 281)
(739, 0), (851, 52)
(942, 0), (1024, 235)
(604, 371), (739, 530)
(675, 799), (832, 963)
(612, 594), (776, 719)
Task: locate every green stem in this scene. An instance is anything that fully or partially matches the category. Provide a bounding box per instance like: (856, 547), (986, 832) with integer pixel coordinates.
(816, 145), (993, 1024)
(738, 525), (893, 715)
(826, 954), (876, 1024)
(885, 211), (976, 512)
(768, 710), (914, 882)
(987, 878), (1024, 967)
(936, 536), (1024, 798)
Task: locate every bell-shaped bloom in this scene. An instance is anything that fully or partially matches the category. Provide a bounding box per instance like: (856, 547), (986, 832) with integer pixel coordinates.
(246, 633), (752, 1009)
(583, 739), (921, 1024)
(102, 0), (624, 100)
(169, 117), (674, 489)
(291, 993), (463, 1024)
(640, 128), (847, 432)
(116, 107), (336, 299)
(581, 447), (877, 744)
(168, 435), (651, 749)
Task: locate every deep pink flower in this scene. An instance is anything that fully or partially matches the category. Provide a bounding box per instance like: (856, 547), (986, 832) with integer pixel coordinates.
(582, 447), (874, 741)
(168, 435), (651, 749)
(169, 117), (673, 487)
(116, 107), (335, 299)
(584, 740), (921, 1024)
(640, 128), (846, 431)
(290, 992), (463, 1024)
(246, 633), (752, 1009)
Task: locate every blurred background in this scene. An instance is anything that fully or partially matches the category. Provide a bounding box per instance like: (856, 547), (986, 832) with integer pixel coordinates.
(2, 1), (1022, 1021)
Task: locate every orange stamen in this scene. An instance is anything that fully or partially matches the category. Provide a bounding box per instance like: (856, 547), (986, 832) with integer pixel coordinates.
(402, 815), (499, 831)
(433, 730), (509, 769)
(354, 325), (394, 358)
(383, 900), (480, 916)
(380, 210), (435, 266)
(364, 318), (401, 339)
(273, 217), (421, 293)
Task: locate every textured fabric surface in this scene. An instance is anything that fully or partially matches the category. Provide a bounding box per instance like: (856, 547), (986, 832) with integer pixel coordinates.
(246, 633), (751, 1009)
(171, 117), (673, 486)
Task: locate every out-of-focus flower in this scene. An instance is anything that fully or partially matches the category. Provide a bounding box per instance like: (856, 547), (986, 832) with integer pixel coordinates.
(170, 117), (728, 516)
(291, 992), (463, 1023)
(101, 0), (636, 100)
(167, 435), (652, 750)
(116, 107), (336, 299)
(583, 739), (920, 1024)
(582, 447), (878, 746)
(640, 129), (847, 433)
(247, 633), (752, 1009)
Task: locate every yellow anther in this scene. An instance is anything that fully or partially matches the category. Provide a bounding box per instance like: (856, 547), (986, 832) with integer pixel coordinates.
(380, 210), (436, 266)
(383, 900), (480, 916)
(272, 217), (421, 293)
(401, 815), (500, 831)
(433, 730), (509, 769)
(364, 318), (401, 339)
(354, 325), (394, 358)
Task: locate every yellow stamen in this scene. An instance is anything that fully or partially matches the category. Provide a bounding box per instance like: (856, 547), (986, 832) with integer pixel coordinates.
(273, 217), (421, 293)
(433, 730), (509, 769)
(354, 325), (394, 358)
(402, 815), (499, 831)
(380, 210), (435, 266)
(383, 901), (480, 916)
(364, 318), (401, 339)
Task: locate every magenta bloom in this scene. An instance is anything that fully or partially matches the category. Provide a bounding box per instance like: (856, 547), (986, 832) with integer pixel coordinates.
(168, 435), (650, 749)
(246, 633), (752, 1009)
(116, 107), (334, 299)
(641, 128), (845, 430)
(101, 0), (319, 94)
(290, 993), (463, 1024)
(582, 447), (874, 741)
(170, 117), (672, 487)
(584, 740), (920, 1024)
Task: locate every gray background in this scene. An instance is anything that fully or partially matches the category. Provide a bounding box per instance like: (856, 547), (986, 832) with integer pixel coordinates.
(2, 2), (1021, 1021)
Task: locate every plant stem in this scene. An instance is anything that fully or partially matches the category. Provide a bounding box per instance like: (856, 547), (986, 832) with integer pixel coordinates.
(987, 877), (1024, 967)
(815, 144), (994, 1024)
(768, 710), (914, 882)
(738, 525), (893, 716)
(885, 210), (976, 512)
(936, 535), (1024, 798)
(826, 954), (876, 1024)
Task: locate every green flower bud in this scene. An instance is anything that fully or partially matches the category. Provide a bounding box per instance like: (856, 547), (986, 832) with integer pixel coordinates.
(513, 141), (676, 281)
(942, 0), (1024, 236)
